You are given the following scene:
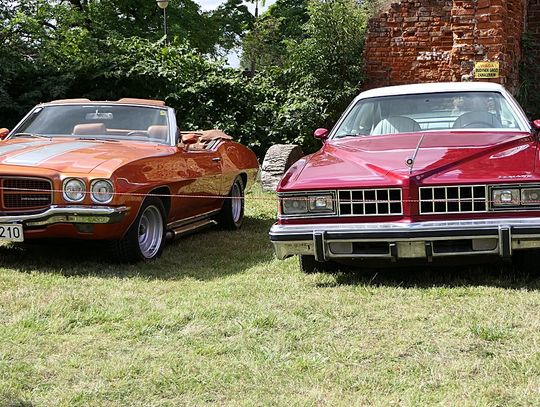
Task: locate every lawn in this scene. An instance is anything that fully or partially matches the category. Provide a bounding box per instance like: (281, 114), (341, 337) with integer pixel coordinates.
(2, 185), (540, 406)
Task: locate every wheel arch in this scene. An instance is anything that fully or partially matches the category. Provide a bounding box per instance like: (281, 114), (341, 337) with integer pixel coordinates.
(238, 172), (248, 189)
(148, 186), (171, 217)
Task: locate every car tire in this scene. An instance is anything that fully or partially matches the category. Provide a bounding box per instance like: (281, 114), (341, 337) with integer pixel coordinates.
(110, 197), (166, 263)
(216, 176), (244, 230)
(299, 255), (336, 274)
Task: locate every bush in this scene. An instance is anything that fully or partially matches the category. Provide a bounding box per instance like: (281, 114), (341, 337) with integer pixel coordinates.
(0, 0), (371, 158)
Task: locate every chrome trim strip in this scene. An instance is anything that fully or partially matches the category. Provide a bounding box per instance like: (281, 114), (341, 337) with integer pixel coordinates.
(0, 205), (129, 226)
(270, 217), (540, 260)
(271, 217), (540, 235)
(170, 219), (217, 237)
(166, 209), (221, 230)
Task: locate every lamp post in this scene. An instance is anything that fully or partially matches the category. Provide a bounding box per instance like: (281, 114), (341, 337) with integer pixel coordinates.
(156, 0), (169, 44)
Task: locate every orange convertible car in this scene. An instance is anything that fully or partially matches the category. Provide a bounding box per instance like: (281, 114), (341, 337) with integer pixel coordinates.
(0, 98), (259, 262)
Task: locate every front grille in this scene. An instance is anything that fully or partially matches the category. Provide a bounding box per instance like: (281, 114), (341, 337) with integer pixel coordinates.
(419, 185), (487, 214)
(338, 189), (402, 216)
(1, 177), (53, 210)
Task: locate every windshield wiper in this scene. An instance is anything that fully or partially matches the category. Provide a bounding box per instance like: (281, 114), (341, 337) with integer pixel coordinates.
(11, 132), (50, 139)
(335, 133), (368, 139)
(76, 137), (120, 143)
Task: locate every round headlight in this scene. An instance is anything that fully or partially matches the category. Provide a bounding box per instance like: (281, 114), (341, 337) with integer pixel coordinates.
(63, 178), (86, 202)
(91, 180), (114, 204)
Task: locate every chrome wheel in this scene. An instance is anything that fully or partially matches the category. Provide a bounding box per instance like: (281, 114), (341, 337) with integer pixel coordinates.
(137, 205), (164, 259)
(231, 182), (242, 223)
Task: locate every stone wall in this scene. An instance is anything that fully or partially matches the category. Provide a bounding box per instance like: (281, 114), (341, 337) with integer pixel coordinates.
(364, 0), (528, 92)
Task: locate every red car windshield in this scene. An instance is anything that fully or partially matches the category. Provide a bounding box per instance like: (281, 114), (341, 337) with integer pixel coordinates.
(14, 104), (170, 144)
(333, 91), (524, 138)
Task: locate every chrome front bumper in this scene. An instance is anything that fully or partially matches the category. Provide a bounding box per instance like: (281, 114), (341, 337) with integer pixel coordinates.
(270, 218), (540, 262)
(0, 205), (129, 227)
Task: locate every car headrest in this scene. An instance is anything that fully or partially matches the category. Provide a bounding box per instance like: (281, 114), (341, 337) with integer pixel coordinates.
(371, 116), (421, 135)
(147, 125), (168, 141)
(72, 123), (106, 135)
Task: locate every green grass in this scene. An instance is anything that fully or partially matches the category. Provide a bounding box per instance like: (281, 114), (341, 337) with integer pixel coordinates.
(2, 185), (540, 406)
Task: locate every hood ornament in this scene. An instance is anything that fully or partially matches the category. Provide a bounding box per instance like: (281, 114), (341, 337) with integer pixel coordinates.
(407, 134), (425, 175)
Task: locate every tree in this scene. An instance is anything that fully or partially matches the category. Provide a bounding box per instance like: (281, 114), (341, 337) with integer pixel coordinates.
(205, 0), (255, 53)
(251, 0), (370, 152)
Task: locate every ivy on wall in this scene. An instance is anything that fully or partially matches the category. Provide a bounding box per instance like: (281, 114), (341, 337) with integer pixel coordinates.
(517, 32), (540, 120)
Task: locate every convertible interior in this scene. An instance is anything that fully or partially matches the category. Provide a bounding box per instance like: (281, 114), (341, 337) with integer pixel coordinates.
(71, 122), (232, 151)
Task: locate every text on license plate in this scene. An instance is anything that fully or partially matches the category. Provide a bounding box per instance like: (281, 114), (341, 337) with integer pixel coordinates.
(0, 224), (24, 242)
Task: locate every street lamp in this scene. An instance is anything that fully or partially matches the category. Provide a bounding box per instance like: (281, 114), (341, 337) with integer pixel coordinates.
(156, 0), (169, 44)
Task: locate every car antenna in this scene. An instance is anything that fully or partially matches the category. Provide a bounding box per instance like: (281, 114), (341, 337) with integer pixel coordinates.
(406, 134), (425, 175)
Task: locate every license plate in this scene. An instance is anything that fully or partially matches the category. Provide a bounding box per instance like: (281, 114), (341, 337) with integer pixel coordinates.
(0, 224), (24, 242)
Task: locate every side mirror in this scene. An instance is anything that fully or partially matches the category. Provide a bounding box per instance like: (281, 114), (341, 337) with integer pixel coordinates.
(0, 128), (9, 140)
(314, 128), (329, 140)
(181, 133), (199, 151)
(533, 119), (540, 130)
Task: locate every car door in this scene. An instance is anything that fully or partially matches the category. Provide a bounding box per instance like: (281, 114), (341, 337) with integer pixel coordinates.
(167, 146), (223, 222)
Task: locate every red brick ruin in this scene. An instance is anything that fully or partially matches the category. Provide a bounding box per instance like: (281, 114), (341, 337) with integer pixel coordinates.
(364, 0), (540, 93)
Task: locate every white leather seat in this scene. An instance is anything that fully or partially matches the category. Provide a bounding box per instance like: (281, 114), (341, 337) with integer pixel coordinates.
(452, 111), (502, 129)
(371, 116), (421, 135)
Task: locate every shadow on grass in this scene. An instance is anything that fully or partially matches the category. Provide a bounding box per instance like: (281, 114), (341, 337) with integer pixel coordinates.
(318, 261), (540, 290)
(0, 215), (276, 281)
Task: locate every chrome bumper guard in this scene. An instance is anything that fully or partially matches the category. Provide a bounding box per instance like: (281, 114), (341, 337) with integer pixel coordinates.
(0, 205), (129, 227)
(269, 218), (540, 261)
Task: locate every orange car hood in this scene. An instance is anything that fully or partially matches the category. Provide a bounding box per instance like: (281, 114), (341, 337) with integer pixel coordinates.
(0, 138), (172, 174)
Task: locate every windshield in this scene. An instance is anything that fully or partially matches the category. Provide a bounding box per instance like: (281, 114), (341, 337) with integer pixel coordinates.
(14, 104), (170, 144)
(333, 91), (524, 139)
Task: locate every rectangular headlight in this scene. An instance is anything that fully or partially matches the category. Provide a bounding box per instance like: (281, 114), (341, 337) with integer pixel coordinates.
(521, 188), (540, 206)
(282, 197), (308, 214)
(309, 195), (334, 212)
(492, 189), (520, 206)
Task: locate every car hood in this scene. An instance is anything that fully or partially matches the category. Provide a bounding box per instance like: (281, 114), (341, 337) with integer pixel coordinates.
(279, 132), (537, 190)
(0, 138), (172, 174)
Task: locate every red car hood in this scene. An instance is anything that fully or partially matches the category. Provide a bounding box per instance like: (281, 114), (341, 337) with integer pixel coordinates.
(279, 132), (537, 190)
(0, 138), (172, 175)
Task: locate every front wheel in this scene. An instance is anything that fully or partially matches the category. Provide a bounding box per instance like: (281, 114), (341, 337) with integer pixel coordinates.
(216, 177), (244, 230)
(110, 197), (166, 263)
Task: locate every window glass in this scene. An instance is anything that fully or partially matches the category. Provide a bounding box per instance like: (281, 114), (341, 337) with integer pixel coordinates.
(16, 105), (170, 144)
(333, 91), (523, 138)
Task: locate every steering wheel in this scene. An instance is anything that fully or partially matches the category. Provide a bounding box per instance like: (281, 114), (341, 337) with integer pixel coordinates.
(126, 130), (148, 137)
(462, 121), (495, 129)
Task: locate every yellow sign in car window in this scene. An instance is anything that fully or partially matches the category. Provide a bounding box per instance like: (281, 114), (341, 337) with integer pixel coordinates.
(475, 61), (500, 79)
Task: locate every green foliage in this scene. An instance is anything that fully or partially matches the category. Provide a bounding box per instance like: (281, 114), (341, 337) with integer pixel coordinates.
(242, 0), (309, 69)
(0, 0), (372, 157)
(517, 32), (540, 120)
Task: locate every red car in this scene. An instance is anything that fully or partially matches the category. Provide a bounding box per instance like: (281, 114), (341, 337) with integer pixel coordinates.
(0, 98), (259, 262)
(270, 82), (540, 273)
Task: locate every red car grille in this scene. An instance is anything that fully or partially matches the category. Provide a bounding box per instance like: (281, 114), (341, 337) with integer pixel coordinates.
(1, 177), (53, 210)
(338, 189), (403, 216)
(419, 185), (488, 214)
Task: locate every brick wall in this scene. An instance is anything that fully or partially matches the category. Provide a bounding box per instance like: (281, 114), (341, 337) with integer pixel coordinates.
(364, 0), (527, 92)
